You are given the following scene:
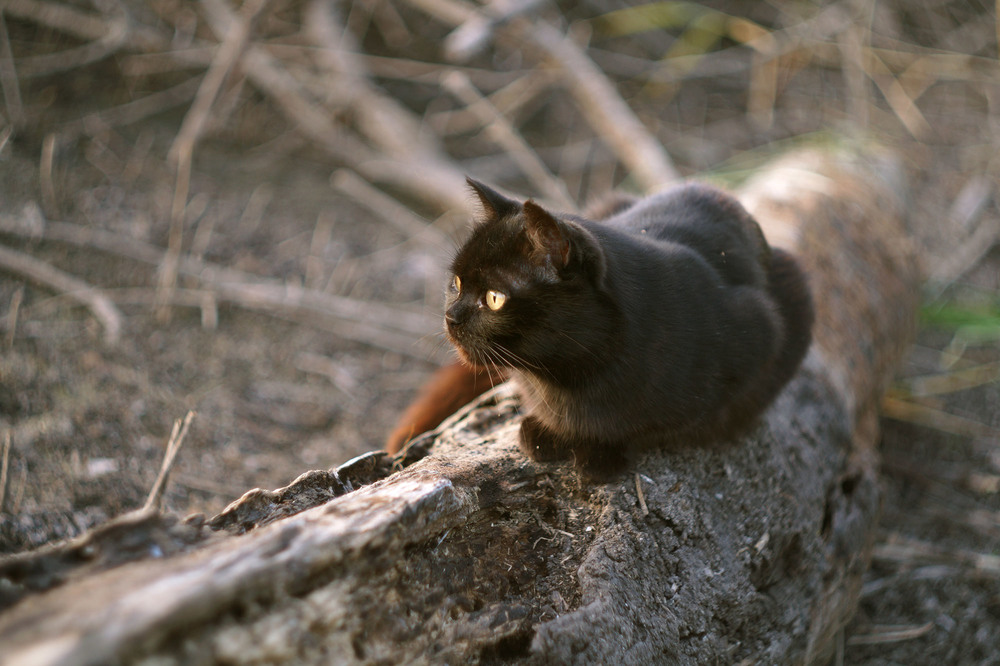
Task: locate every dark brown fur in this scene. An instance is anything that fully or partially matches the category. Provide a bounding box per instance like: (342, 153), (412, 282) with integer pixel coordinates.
(387, 180), (813, 480)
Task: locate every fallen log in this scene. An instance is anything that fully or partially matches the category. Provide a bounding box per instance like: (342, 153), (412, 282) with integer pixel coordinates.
(0, 147), (920, 665)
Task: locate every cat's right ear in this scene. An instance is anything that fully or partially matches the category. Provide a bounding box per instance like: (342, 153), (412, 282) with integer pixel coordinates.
(466, 178), (521, 220)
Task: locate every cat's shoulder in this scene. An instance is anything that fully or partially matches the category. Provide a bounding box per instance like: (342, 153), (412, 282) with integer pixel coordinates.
(633, 183), (753, 229)
(607, 182), (771, 288)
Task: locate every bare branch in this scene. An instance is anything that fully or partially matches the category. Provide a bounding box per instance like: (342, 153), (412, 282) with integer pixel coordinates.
(519, 22), (679, 191)
(0, 10), (23, 127)
(0, 242), (122, 344)
(143, 411), (196, 513)
(0, 216), (441, 355)
(441, 70), (576, 209)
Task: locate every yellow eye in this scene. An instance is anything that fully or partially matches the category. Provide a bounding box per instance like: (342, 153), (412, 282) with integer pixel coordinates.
(452, 275), (461, 293)
(486, 290), (507, 311)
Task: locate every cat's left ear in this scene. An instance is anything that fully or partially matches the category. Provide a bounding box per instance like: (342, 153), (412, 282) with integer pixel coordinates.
(466, 177), (521, 221)
(523, 200), (571, 270)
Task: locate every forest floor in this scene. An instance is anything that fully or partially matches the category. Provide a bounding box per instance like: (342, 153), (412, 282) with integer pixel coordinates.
(0, 0), (998, 663)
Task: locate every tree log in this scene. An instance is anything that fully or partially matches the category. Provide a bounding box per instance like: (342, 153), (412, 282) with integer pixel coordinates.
(0, 148), (920, 665)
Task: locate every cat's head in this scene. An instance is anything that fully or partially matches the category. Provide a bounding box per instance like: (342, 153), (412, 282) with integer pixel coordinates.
(444, 179), (613, 375)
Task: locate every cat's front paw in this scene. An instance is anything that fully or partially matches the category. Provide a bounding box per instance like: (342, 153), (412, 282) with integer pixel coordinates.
(573, 442), (628, 483)
(519, 416), (567, 462)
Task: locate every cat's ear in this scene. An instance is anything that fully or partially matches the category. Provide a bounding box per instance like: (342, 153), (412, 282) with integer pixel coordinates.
(523, 200), (571, 270)
(466, 177), (521, 220)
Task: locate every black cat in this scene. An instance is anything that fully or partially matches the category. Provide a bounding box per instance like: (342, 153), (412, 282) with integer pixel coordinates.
(438, 178), (813, 480)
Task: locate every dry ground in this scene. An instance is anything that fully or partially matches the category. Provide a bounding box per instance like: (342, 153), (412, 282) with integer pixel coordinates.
(0, 0), (998, 663)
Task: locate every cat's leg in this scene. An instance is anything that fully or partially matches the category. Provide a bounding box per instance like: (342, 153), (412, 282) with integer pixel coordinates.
(521, 418), (628, 480)
(572, 439), (628, 482)
(763, 249), (814, 394)
(712, 264), (811, 439)
(519, 416), (570, 462)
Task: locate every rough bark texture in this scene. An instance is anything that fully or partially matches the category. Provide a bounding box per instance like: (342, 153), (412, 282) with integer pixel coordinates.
(0, 148), (920, 665)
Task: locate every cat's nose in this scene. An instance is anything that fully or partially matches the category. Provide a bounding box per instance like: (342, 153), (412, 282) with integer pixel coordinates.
(445, 302), (471, 328)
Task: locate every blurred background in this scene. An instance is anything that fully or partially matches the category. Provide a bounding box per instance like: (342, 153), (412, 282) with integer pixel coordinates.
(0, 0), (997, 661)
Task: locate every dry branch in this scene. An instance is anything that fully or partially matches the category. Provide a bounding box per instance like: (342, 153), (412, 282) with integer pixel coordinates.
(143, 411), (196, 513)
(9, 0), (127, 77)
(517, 21), (680, 191)
(0, 10), (24, 128)
(401, 0), (680, 191)
(7, 0), (473, 214)
(442, 70), (576, 209)
(0, 242), (122, 344)
(0, 432), (10, 514)
(157, 0), (267, 322)
(0, 215), (441, 357)
(330, 169), (452, 250)
(0, 147), (921, 665)
(4, 0), (180, 63)
(4, 284), (22, 348)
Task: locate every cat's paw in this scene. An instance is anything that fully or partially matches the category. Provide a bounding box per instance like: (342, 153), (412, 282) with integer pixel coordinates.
(573, 443), (628, 483)
(518, 417), (567, 462)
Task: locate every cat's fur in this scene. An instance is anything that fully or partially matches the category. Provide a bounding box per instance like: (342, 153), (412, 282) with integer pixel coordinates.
(390, 179), (813, 480)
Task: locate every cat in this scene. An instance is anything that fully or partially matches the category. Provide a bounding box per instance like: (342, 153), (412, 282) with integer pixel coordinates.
(387, 178), (814, 480)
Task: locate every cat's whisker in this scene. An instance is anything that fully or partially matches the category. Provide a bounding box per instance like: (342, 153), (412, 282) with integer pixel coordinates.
(489, 342), (547, 375)
(485, 354), (503, 391)
(482, 344), (562, 416)
(415, 330), (447, 348)
(471, 347), (501, 383)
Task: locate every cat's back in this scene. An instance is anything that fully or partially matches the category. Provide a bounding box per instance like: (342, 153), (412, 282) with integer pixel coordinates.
(602, 182), (770, 288)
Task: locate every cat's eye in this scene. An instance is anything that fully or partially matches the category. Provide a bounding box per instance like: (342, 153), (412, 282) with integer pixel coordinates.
(452, 275), (461, 293)
(486, 290), (507, 311)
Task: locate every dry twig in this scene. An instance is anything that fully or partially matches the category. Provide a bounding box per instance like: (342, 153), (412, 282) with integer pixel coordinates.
(846, 622), (935, 646)
(61, 77), (204, 140)
(881, 395), (997, 439)
(158, 0), (269, 322)
(0, 215), (439, 352)
(8, 0), (472, 214)
(873, 535), (1000, 575)
(397, 0), (679, 190)
(442, 70), (575, 209)
(0, 431), (11, 514)
(862, 49), (933, 139)
(143, 411), (196, 513)
(634, 473), (648, 516)
(305, 211), (334, 290)
(0, 243), (122, 344)
(303, 0), (470, 212)
(900, 361), (1000, 397)
(0, 10), (24, 128)
(927, 175), (998, 285)
(330, 169), (452, 249)
(4, 0), (171, 58)
(39, 134), (57, 217)
(518, 21), (680, 191)
(12, 0), (128, 78)
(443, 0), (546, 62)
(5, 284), (22, 348)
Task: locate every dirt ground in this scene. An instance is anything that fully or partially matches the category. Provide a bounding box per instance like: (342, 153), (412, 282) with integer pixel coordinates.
(0, 0), (998, 663)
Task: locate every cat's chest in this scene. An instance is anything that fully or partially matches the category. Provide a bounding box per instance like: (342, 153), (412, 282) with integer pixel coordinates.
(513, 373), (572, 423)
(512, 370), (619, 435)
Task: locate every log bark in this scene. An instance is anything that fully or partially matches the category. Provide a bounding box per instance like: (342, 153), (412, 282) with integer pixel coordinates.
(0, 148), (920, 665)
